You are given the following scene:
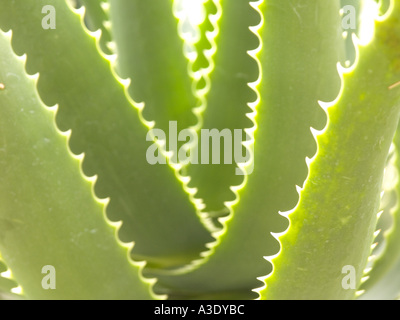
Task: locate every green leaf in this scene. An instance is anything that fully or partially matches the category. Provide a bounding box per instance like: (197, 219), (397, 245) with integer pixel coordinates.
(79, 0), (113, 55)
(183, 0), (258, 224)
(0, 258), (20, 297)
(108, 0), (199, 150)
(182, 0), (220, 98)
(0, 0), (213, 271)
(358, 255), (400, 300)
(259, 1), (400, 300)
(0, 29), (155, 299)
(358, 122), (400, 298)
(154, 0), (344, 299)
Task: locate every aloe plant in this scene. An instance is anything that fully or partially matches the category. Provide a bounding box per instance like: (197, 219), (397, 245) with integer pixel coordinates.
(0, 0), (399, 300)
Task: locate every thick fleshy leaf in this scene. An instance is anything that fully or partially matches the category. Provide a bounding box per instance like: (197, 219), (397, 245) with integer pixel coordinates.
(0, 0), (213, 271)
(0, 30), (155, 299)
(358, 122), (400, 298)
(259, 0), (400, 300)
(79, 0), (113, 55)
(184, 0), (258, 224)
(188, 0), (220, 93)
(108, 0), (199, 150)
(154, 0), (344, 299)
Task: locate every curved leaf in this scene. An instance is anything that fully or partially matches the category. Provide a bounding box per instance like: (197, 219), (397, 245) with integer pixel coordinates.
(0, 29), (155, 299)
(0, 0), (213, 271)
(358, 122), (400, 297)
(154, 0), (344, 299)
(259, 0), (400, 300)
(184, 0), (258, 225)
(108, 0), (199, 150)
(188, 0), (220, 94)
(79, 0), (113, 55)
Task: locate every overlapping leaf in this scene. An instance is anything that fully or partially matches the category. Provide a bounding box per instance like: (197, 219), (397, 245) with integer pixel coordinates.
(108, 0), (199, 153)
(0, 0), (213, 272)
(259, 0), (400, 299)
(0, 29), (155, 299)
(154, 0), (345, 299)
(359, 121), (400, 299)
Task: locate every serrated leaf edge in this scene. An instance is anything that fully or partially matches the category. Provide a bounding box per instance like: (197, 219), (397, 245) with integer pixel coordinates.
(3, 6), (164, 299)
(253, 0), (394, 299)
(151, 0), (263, 276)
(64, 3), (167, 299)
(95, 1), (217, 233)
(0, 255), (23, 296)
(357, 142), (400, 296)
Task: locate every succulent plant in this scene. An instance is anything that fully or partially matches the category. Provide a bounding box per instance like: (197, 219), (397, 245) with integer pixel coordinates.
(0, 0), (399, 300)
